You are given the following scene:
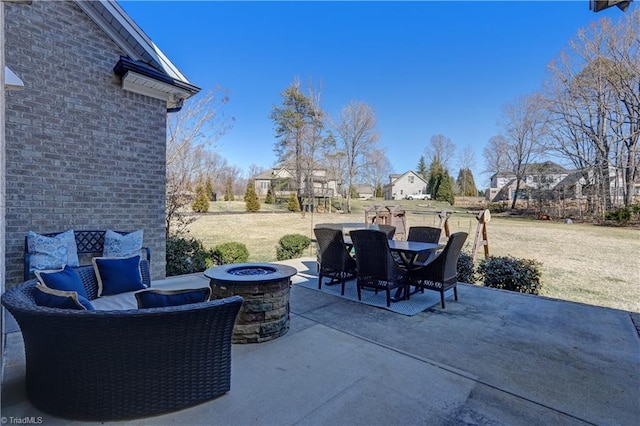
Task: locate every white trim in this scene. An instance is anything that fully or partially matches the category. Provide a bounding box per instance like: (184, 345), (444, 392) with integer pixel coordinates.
(121, 71), (192, 109)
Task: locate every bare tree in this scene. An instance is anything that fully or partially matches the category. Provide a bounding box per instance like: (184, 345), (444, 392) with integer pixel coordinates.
(425, 134), (456, 170)
(483, 135), (511, 176)
(332, 101), (380, 212)
(324, 149), (348, 209)
(545, 10), (640, 213)
(499, 93), (548, 209)
(363, 146), (393, 198)
(166, 88), (233, 236)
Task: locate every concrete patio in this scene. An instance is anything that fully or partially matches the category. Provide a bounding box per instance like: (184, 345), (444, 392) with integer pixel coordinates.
(2, 257), (639, 425)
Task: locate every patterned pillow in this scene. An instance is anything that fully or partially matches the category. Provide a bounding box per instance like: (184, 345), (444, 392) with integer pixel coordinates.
(103, 229), (143, 258)
(34, 264), (88, 299)
(27, 230), (79, 272)
(34, 284), (94, 311)
(93, 255), (145, 296)
(135, 287), (212, 309)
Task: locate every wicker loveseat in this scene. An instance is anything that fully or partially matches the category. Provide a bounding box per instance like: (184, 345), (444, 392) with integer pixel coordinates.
(3, 231), (244, 421)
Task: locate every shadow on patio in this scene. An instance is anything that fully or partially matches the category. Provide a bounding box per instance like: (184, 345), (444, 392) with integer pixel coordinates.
(2, 257), (639, 425)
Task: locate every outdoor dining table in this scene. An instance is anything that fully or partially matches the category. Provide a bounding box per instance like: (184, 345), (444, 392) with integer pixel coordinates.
(343, 235), (444, 302)
(342, 236), (444, 269)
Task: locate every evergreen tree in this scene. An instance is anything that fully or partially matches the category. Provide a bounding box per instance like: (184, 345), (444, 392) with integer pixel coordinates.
(264, 187), (274, 204)
(223, 177), (234, 201)
(191, 184), (210, 212)
(205, 176), (214, 200)
(244, 180), (260, 212)
(427, 160), (455, 205)
(287, 193), (300, 212)
(416, 156), (428, 181)
(456, 168), (478, 196)
(427, 159), (445, 197)
(437, 171), (456, 205)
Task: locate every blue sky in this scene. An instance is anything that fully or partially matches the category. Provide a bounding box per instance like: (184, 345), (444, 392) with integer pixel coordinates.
(120, 1), (631, 187)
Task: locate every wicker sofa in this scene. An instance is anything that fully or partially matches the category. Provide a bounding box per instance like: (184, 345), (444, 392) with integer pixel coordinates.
(3, 231), (244, 421)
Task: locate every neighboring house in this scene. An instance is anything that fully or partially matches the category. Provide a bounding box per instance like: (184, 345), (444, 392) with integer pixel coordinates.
(486, 162), (570, 202)
(487, 161), (640, 204)
(254, 164), (341, 199)
(2, 0), (199, 286)
(383, 171), (428, 200)
(355, 184), (374, 200)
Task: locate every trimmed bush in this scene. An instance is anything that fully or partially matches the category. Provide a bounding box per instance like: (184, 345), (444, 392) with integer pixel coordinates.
(244, 180), (260, 212)
(457, 251), (476, 284)
(166, 235), (214, 276)
(477, 255), (542, 295)
(212, 242), (249, 265)
(276, 234), (311, 260)
(191, 185), (210, 213)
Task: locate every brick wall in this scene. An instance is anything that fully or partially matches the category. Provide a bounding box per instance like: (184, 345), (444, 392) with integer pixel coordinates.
(4, 1), (168, 285)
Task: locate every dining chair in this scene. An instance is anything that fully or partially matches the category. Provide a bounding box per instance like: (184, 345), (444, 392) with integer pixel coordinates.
(350, 229), (409, 307)
(407, 226), (442, 266)
(313, 227), (357, 295)
(408, 232), (468, 308)
(377, 224), (396, 239)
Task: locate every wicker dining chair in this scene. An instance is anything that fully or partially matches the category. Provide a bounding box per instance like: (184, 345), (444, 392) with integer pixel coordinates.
(314, 227), (358, 295)
(377, 224), (396, 239)
(350, 229), (409, 307)
(407, 226), (442, 266)
(409, 232), (468, 308)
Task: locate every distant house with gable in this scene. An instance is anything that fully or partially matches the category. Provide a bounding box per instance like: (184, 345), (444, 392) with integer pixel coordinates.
(383, 171), (428, 200)
(487, 161), (571, 202)
(253, 164), (341, 199)
(486, 161), (640, 204)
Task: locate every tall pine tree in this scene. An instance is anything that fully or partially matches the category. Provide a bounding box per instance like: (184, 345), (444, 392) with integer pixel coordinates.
(456, 168), (478, 196)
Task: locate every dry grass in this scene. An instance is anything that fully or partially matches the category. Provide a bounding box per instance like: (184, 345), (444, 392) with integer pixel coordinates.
(187, 201), (640, 313)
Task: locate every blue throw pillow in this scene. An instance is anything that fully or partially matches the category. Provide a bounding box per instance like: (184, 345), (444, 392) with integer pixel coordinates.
(34, 284), (94, 311)
(34, 265), (88, 299)
(27, 230), (79, 272)
(135, 287), (212, 309)
(92, 255), (145, 296)
(103, 229), (143, 258)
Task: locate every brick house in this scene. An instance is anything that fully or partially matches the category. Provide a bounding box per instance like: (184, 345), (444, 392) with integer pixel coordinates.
(1, 0), (199, 289)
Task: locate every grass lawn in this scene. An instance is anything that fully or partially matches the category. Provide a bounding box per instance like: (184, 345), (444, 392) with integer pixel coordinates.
(186, 199), (640, 313)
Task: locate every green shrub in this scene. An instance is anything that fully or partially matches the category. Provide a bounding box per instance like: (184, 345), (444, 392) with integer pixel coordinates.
(276, 234), (311, 260)
(287, 193), (300, 212)
(191, 185), (210, 213)
(244, 180), (261, 212)
(477, 255), (542, 295)
(212, 242), (249, 265)
(457, 251), (476, 284)
(264, 187), (274, 204)
(166, 235), (213, 276)
(605, 207), (632, 224)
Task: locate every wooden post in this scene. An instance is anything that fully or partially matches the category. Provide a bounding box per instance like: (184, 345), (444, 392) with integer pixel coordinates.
(438, 211), (452, 237)
(472, 209), (491, 262)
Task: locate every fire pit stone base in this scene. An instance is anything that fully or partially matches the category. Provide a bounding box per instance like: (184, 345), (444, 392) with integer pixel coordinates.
(205, 263), (297, 344)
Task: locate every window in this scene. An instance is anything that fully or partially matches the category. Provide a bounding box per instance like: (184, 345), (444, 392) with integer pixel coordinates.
(408, 176), (414, 183)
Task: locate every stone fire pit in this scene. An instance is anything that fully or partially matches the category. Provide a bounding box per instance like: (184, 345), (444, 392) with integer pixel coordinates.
(204, 263), (297, 343)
